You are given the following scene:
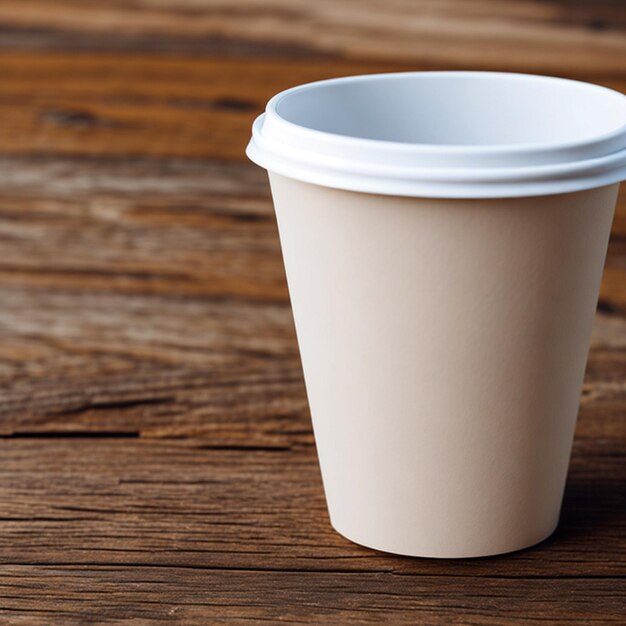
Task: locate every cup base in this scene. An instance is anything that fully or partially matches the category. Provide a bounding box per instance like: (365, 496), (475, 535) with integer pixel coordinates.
(329, 517), (560, 559)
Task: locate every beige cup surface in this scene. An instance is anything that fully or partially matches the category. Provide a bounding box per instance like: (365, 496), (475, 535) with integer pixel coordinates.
(269, 173), (618, 558)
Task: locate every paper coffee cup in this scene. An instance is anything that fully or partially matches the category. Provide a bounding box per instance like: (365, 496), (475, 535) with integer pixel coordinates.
(247, 72), (626, 558)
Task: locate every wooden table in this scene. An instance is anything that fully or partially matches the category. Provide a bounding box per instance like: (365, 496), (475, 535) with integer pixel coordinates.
(0, 2), (624, 623)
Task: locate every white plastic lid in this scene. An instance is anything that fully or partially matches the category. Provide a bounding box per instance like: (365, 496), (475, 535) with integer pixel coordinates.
(247, 72), (626, 198)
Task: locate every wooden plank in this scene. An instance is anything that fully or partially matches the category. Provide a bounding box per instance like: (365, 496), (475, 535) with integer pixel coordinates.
(0, 54), (396, 159)
(0, 566), (623, 625)
(0, 439), (623, 579)
(0, 53), (624, 161)
(0, 0), (623, 76)
(0, 157), (287, 299)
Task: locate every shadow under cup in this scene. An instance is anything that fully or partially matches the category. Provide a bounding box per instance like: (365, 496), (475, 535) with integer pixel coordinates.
(248, 72), (626, 558)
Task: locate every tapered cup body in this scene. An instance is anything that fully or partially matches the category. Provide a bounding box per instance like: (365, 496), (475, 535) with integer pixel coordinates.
(269, 174), (617, 557)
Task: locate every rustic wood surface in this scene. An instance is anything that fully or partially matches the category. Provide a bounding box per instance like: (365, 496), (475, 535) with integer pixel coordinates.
(0, 1), (624, 624)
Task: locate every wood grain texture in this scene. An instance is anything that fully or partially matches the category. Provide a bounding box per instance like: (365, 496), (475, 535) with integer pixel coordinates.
(0, 52), (625, 159)
(0, 0), (624, 74)
(0, 566), (623, 625)
(0, 1), (624, 623)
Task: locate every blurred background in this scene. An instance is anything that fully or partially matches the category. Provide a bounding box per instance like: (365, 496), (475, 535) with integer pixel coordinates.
(0, 1), (625, 159)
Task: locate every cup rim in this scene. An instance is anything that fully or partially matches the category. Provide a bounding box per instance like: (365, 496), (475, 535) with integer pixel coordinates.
(247, 71), (626, 198)
(268, 71), (626, 154)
